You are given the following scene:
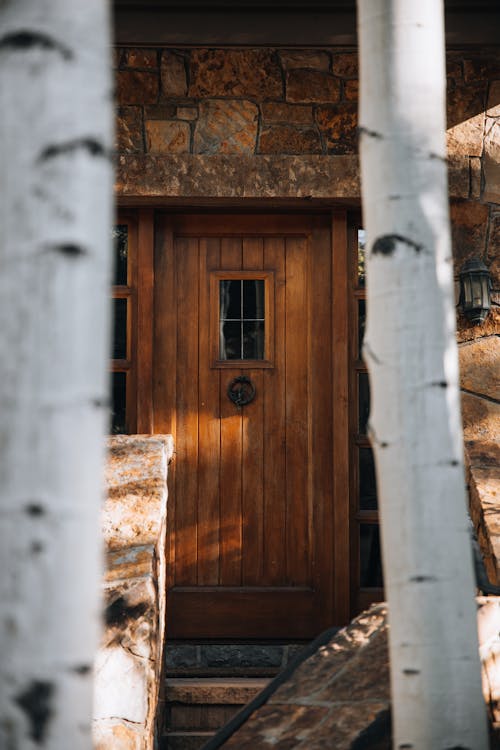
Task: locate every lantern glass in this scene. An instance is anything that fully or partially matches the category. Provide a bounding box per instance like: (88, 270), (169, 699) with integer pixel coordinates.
(459, 258), (491, 325)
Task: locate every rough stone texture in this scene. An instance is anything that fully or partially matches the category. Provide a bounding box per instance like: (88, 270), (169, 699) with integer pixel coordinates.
(93, 435), (174, 750)
(168, 679), (269, 706)
(193, 100), (258, 155)
(145, 120), (191, 154)
(286, 70), (341, 104)
(344, 79), (358, 102)
(161, 51), (188, 97)
(449, 199), (489, 271)
(446, 84), (486, 157)
(116, 153), (469, 202)
(259, 126), (322, 155)
(144, 104), (177, 120)
(116, 70), (159, 106)
(331, 52), (358, 79)
(217, 601), (499, 748)
(460, 337), (500, 589)
(201, 645), (283, 669)
(487, 81), (500, 117)
(116, 107), (144, 153)
(261, 102), (313, 125)
(177, 106), (198, 121)
(459, 336), (500, 401)
(483, 117), (500, 204)
(126, 49), (158, 69)
(486, 211), (500, 288)
(316, 104), (357, 154)
(189, 49), (282, 99)
(279, 50), (330, 71)
(470, 155), (482, 198)
(456, 307), (500, 342)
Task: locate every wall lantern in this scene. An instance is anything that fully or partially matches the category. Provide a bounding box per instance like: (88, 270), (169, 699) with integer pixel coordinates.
(459, 258), (491, 325)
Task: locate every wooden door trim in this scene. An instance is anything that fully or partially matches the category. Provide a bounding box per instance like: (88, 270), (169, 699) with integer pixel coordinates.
(136, 208), (154, 432)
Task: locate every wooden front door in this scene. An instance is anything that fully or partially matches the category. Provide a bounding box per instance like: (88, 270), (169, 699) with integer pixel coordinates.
(154, 213), (348, 638)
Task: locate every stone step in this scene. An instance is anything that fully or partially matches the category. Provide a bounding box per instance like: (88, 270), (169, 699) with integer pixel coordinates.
(160, 731), (214, 750)
(162, 677), (270, 749)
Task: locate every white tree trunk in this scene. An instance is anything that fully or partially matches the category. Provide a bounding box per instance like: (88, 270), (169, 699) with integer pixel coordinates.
(357, 1), (488, 747)
(0, 1), (113, 747)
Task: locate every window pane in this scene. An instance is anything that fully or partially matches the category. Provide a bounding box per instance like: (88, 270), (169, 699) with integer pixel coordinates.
(357, 229), (366, 288)
(359, 446), (377, 510)
(358, 372), (370, 434)
(220, 280), (241, 320)
(243, 321), (264, 359)
(113, 298), (127, 360)
(113, 225), (128, 286)
(243, 279), (265, 319)
(360, 524), (383, 587)
(358, 299), (366, 359)
(111, 372), (127, 434)
(220, 321), (241, 360)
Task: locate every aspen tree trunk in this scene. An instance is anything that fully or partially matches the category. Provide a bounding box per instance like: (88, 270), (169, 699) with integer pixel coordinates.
(0, 1), (113, 747)
(357, 1), (488, 747)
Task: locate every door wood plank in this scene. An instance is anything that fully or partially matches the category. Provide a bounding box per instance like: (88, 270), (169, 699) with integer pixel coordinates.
(219, 238), (243, 585)
(262, 236), (287, 585)
(241, 238), (264, 585)
(285, 236), (310, 586)
(197, 237), (221, 585)
(174, 237), (200, 585)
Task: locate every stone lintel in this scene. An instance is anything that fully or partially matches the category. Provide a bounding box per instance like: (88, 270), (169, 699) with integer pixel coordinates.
(116, 153), (470, 201)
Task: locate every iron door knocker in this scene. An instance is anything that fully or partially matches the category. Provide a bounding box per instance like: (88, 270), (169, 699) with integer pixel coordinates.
(227, 376), (256, 407)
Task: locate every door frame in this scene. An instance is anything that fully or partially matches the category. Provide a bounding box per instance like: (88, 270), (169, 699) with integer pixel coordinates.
(117, 205), (352, 627)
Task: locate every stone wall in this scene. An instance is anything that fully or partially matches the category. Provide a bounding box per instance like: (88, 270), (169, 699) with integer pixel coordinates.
(115, 45), (499, 338)
(93, 435), (174, 750)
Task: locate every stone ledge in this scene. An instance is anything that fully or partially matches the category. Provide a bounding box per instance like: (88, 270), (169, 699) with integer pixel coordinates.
(167, 678), (270, 705)
(116, 154), (469, 201)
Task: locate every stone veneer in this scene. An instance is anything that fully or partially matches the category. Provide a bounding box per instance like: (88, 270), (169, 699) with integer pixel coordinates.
(93, 435), (174, 750)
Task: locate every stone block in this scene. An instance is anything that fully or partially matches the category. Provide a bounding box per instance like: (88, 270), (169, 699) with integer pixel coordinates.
(177, 106), (198, 121)
(316, 103), (358, 153)
(161, 51), (188, 97)
(167, 678), (269, 705)
(464, 56), (500, 83)
(116, 106), (144, 153)
(446, 84), (486, 157)
(279, 50), (330, 71)
(449, 200), (489, 272)
(457, 307), (500, 342)
(470, 156), (482, 199)
(487, 80), (500, 117)
(459, 335), (500, 401)
(344, 79), (358, 101)
(483, 117), (500, 204)
(93, 721), (143, 750)
(259, 125), (322, 155)
(486, 211), (500, 288)
(165, 644), (199, 670)
(145, 120), (191, 154)
(116, 154), (361, 200)
(189, 49), (282, 99)
(286, 70), (340, 104)
(462, 392), (500, 444)
(446, 56), (463, 80)
(144, 104), (177, 120)
(331, 52), (358, 78)
(94, 646), (149, 723)
(260, 102), (313, 125)
(126, 49), (158, 69)
(116, 70), (159, 106)
(193, 100), (258, 155)
(200, 644), (283, 669)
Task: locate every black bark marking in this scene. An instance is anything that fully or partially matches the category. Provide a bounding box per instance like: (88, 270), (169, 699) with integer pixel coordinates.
(38, 138), (112, 163)
(372, 234), (423, 256)
(25, 504), (45, 517)
(399, 745), (413, 749)
(48, 243), (87, 258)
(105, 597), (148, 628)
(443, 747), (471, 750)
(450, 460), (459, 466)
(429, 151), (448, 163)
(409, 575), (437, 583)
(358, 125), (384, 140)
(431, 380), (448, 388)
(403, 668), (420, 675)
(15, 681), (54, 744)
(30, 541), (44, 555)
(71, 664), (91, 676)
(0, 31), (73, 60)
(92, 397), (110, 409)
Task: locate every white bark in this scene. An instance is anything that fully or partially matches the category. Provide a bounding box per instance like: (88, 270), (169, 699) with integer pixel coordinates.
(0, 1), (113, 748)
(357, 1), (488, 748)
